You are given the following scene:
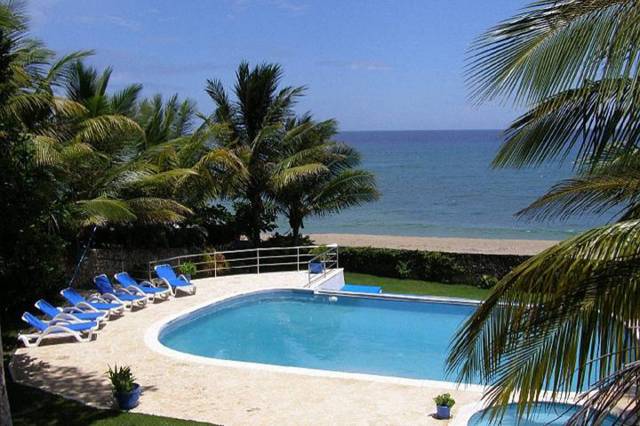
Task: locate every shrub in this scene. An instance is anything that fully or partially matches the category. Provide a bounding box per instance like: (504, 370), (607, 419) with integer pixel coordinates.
(395, 260), (411, 278)
(106, 365), (136, 394)
(434, 393), (455, 408)
(339, 247), (467, 283)
(478, 274), (499, 289)
(178, 261), (197, 277)
(200, 251), (229, 276)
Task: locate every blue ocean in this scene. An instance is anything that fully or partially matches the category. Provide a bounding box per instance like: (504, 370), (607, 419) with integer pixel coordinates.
(301, 130), (607, 240)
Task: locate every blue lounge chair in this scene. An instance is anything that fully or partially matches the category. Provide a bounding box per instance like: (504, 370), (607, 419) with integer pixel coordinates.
(94, 274), (147, 310)
(341, 284), (383, 294)
(114, 272), (171, 302)
(154, 264), (196, 296)
(18, 312), (97, 347)
(35, 299), (107, 324)
(60, 288), (125, 316)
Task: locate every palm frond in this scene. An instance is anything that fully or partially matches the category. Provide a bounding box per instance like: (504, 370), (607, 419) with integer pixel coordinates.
(447, 219), (640, 422)
(76, 197), (136, 226)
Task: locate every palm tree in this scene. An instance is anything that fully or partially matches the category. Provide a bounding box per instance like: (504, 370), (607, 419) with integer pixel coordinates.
(203, 62), (307, 245)
(447, 1), (640, 424)
(273, 116), (379, 244)
(32, 61), (193, 229)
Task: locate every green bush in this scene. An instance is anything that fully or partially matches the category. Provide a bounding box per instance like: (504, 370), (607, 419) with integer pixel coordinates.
(339, 247), (467, 283)
(478, 274), (499, 289)
(179, 261), (197, 277)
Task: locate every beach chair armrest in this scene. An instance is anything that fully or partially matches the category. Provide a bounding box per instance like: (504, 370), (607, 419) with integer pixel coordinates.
(124, 285), (144, 296)
(179, 274), (191, 283)
(86, 293), (109, 303)
(99, 293), (121, 303)
(52, 313), (82, 323)
(72, 301), (100, 312)
(117, 287), (137, 296)
(140, 280), (155, 287)
(62, 306), (84, 314)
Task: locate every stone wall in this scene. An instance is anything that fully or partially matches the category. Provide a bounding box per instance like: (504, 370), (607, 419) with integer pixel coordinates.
(73, 247), (194, 288)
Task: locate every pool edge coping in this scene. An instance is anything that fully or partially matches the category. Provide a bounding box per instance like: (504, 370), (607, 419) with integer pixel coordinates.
(144, 285), (487, 393)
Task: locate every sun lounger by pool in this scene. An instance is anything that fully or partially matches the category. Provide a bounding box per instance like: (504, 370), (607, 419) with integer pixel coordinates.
(341, 284), (383, 294)
(60, 288), (125, 316)
(114, 271), (171, 302)
(154, 264), (197, 296)
(18, 312), (98, 347)
(94, 274), (147, 310)
(35, 299), (107, 324)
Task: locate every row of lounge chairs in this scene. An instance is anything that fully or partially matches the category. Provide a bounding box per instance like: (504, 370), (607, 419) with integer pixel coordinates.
(18, 264), (196, 347)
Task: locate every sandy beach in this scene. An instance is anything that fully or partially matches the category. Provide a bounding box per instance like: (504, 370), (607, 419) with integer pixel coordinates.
(310, 233), (559, 256)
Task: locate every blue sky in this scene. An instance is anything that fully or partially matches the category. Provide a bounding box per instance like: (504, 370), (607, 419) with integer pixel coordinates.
(29, 0), (526, 131)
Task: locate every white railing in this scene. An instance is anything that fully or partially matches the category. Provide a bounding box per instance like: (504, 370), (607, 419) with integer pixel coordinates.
(147, 244), (339, 284)
(306, 244), (339, 287)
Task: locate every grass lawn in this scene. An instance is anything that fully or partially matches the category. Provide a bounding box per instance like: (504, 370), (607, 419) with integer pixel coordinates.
(344, 272), (489, 300)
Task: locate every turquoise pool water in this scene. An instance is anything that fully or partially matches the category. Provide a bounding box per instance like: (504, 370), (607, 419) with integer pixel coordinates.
(159, 290), (476, 381)
(468, 402), (617, 425)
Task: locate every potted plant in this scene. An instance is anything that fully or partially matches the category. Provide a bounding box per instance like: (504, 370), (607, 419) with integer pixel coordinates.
(107, 365), (141, 410)
(433, 393), (455, 419)
(179, 261), (197, 280)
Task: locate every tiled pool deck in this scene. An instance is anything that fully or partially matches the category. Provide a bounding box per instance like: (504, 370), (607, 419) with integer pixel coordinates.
(11, 270), (484, 425)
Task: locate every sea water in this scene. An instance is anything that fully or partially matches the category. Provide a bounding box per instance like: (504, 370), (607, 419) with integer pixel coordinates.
(302, 130), (607, 240)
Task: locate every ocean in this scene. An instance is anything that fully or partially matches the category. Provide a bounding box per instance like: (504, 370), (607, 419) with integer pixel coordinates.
(299, 130), (607, 240)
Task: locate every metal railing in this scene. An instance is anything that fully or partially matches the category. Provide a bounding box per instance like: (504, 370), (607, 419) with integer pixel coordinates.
(147, 244), (339, 285)
(306, 245), (339, 287)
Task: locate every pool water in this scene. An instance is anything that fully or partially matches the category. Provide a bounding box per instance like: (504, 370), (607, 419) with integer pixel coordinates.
(467, 402), (617, 425)
(159, 290), (476, 381)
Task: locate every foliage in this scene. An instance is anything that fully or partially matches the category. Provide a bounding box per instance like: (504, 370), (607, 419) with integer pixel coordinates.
(272, 116), (379, 244)
(450, 0), (640, 423)
(340, 247), (466, 284)
(106, 365), (136, 394)
(477, 274), (498, 289)
(178, 261), (197, 277)
(395, 260), (411, 279)
(433, 393), (455, 408)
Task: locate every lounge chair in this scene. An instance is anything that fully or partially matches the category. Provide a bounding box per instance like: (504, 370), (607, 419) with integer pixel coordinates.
(60, 288), (125, 316)
(18, 312), (97, 347)
(35, 299), (108, 324)
(154, 264), (197, 296)
(114, 272), (171, 302)
(94, 274), (147, 310)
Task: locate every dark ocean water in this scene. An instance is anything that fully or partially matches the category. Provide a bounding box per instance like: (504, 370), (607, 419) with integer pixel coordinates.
(297, 130), (607, 240)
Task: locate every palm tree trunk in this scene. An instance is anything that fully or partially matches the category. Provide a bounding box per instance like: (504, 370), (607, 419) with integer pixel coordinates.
(0, 322), (12, 426)
(289, 212), (302, 246)
(249, 191), (263, 247)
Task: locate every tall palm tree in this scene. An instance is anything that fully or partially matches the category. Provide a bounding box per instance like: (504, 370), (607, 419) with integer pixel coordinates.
(202, 62), (312, 245)
(273, 116), (379, 244)
(447, 1), (640, 424)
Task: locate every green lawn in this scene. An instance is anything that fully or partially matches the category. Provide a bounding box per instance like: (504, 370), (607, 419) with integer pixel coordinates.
(344, 272), (489, 300)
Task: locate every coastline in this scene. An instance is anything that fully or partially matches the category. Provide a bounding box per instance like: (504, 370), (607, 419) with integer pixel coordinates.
(310, 233), (559, 256)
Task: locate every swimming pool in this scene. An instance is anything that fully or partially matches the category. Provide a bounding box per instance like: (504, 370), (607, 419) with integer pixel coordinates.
(467, 402), (617, 425)
(158, 290), (477, 381)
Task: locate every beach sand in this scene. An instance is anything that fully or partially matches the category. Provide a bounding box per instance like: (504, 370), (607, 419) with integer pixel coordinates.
(310, 233), (559, 256)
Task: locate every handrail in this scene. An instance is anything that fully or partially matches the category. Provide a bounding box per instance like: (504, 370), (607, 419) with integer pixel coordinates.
(147, 244), (339, 283)
(306, 244), (339, 287)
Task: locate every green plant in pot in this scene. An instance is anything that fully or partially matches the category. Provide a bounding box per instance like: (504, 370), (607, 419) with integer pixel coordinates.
(434, 393), (455, 419)
(107, 365), (141, 410)
(179, 261), (197, 280)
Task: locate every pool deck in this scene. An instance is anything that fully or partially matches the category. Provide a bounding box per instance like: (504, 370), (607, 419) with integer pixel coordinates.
(11, 270), (484, 425)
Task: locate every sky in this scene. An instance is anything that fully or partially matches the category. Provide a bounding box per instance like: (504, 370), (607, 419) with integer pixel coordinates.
(28, 0), (528, 131)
